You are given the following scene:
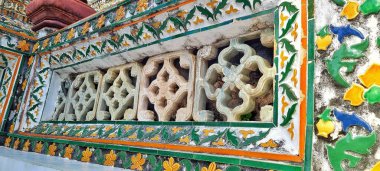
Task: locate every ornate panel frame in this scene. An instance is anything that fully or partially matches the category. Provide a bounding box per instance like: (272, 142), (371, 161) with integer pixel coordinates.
(5, 0), (314, 170)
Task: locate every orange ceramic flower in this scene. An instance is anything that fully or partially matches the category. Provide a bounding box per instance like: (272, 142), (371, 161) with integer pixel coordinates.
(17, 40), (30, 52)
(23, 140), (30, 151)
(343, 83), (365, 106)
(115, 6), (125, 21)
(137, 0), (148, 12)
(163, 157), (180, 171)
(225, 5), (238, 14)
(316, 35), (332, 50)
(179, 136), (190, 144)
(239, 130), (254, 139)
(131, 153), (146, 170)
(359, 63), (380, 88)
(97, 15), (106, 29)
(81, 22), (91, 35)
(4, 137), (11, 147)
(201, 162), (222, 171)
(67, 28), (76, 40)
(13, 138), (20, 149)
(64, 145), (74, 159)
(35, 141), (43, 153)
(32, 42), (39, 53)
(81, 147), (92, 162)
(193, 16), (204, 25)
(260, 139), (278, 148)
(48, 143), (57, 156)
(341, 1), (360, 20)
(54, 33), (61, 44)
(104, 150), (117, 166)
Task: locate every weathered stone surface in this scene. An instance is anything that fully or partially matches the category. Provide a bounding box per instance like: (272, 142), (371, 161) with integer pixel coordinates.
(51, 79), (71, 121)
(97, 63), (142, 121)
(138, 51), (196, 121)
(64, 71), (103, 121)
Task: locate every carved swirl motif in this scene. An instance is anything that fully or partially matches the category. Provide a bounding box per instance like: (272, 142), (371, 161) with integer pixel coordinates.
(65, 71), (103, 121)
(202, 39), (275, 121)
(97, 63), (142, 120)
(138, 51), (196, 121)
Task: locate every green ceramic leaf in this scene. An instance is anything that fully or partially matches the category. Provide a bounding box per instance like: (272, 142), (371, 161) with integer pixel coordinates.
(317, 107), (332, 121)
(364, 85), (380, 104)
(191, 128), (200, 145)
(124, 34), (137, 43)
(317, 25), (331, 38)
(180, 159), (193, 171)
(280, 83), (298, 101)
(94, 149), (104, 164)
(213, 0), (228, 18)
(196, 6), (214, 21)
(377, 37), (380, 48)
(252, 0), (262, 9)
(360, 0), (380, 15)
(279, 1), (299, 13)
(278, 38), (296, 53)
(326, 132), (376, 171)
(280, 103), (298, 126)
(117, 151), (130, 169)
(147, 155), (157, 168)
(280, 53), (296, 82)
(279, 11), (299, 38)
(73, 146), (82, 160)
(325, 38), (369, 88)
(185, 7), (196, 25)
(236, 0), (251, 10)
(226, 129), (240, 147)
(169, 17), (186, 31)
(331, 0), (345, 6)
(239, 129), (270, 147)
(225, 166), (241, 171)
(144, 23), (159, 39)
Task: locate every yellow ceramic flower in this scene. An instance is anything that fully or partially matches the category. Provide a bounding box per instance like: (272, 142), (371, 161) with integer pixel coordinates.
(291, 23), (298, 41)
(131, 153), (146, 170)
(137, 0), (148, 12)
(206, 0), (218, 9)
(193, 16), (204, 25)
(23, 140), (30, 151)
(163, 157), (180, 171)
(179, 136), (190, 144)
(281, 96), (289, 114)
(359, 63), (380, 88)
(152, 22), (161, 29)
(177, 11), (188, 19)
(64, 145), (74, 159)
(280, 13), (288, 27)
(341, 1), (359, 20)
(17, 40), (30, 52)
(128, 133), (137, 139)
(35, 141), (43, 153)
(166, 25), (176, 33)
(280, 51), (288, 68)
(291, 69), (298, 86)
(239, 130), (254, 139)
(212, 138), (225, 146)
(81, 147), (92, 162)
(9, 124), (14, 133)
(150, 135), (160, 141)
(13, 138), (20, 149)
(54, 33), (61, 44)
(115, 6), (125, 21)
(27, 56), (34, 66)
(81, 22), (91, 35)
(104, 150), (117, 166)
(259, 139), (278, 148)
(42, 39), (49, 48)
(143, 33), (152, 40)
(201, 162), (222, 171)
(203, 129), (214, 136)
(48, 143), (57, 156)
(4, 137), (11, 147)
(316, 119), (335, 138)
(343, 83), (365, 106)
(32, 42), (39, 52)
(67, 28), (76, 40)
(287, 122), (294, 140)
(225, 5), (238, 15)
(97, 15), (106, 29)
(172, 127), (183, 134)
(316, 35), (332, 50)
(371, 161), (380, 171)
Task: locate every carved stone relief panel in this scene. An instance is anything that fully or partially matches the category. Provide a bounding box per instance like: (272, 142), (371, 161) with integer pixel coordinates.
(64, 71), (103, 121)
(138, 51), (196, 121)
(97, 63), (142, 121)
(193, 38), (275, 122)
(51, 79), (71, 121)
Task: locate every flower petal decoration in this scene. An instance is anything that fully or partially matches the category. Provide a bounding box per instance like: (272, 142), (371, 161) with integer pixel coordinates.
(343, 83), (365, 106)
(364, 84), (380, 104)
(316, 35), (332, 50)
(341, 1), (360, 20)
(17, 40), (30, 52)
(359, 63), (380, 88)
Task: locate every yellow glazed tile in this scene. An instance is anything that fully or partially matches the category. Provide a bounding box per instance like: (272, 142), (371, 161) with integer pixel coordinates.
(316, 35), (332, 50)
(371, 161), (380, 171)
(359, 63), (380, 88)
(316, 119), (335, 138)
(341, 1), (360, 20)
(343, 83), (365, 106)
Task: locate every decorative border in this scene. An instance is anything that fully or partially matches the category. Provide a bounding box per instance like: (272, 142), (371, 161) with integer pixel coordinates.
(0, 49), (23, 131)
(16, 0), (310, 164)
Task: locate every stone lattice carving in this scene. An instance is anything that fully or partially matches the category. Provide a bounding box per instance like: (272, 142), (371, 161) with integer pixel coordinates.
(194, 38), (275, 121)
(138, 51), (196, 121)
(64, 71), (103, 121)
(52, 79), (71, 121)
(97, 63), (142, 121)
